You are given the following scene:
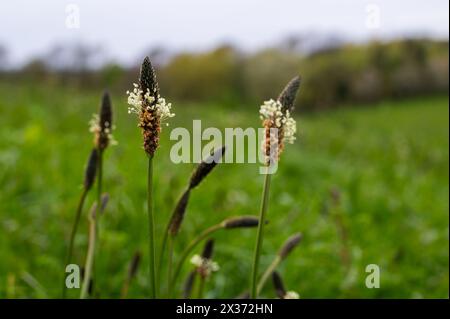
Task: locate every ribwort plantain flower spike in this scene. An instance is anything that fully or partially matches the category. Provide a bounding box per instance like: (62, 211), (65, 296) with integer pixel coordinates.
(120, 251), (142, 299)
(127, 57), (174, 157)
(168, 189), (191, 236)
(272, 271), (299, 299)
(126, 57), (174, 298)
(259, 76), (301, 162)
(251, 76), (301, 299)
(201, 238), (214, 260)
(89, 193), (110, 219)
(255, 232), (302, 295)
(189, 146), (226, 189)
(278, 233), (302, 260)
(222, 216), (260, 229)
(63, 148), (98, 298)
(84, 148), (98, 191)
(89, 91), (116, 150)
(167, 146), (226, 237)
(272, 271), (286, 298)
(128, 251), (141, 280)
(190, 240), (220, 278)
(278, 76), (301, 114)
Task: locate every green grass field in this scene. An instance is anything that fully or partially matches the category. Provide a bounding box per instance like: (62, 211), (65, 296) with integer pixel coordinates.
(0, 83), (448, 298)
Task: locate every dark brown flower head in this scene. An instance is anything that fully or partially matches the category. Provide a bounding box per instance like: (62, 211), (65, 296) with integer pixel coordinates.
(168, 147), (224, 237)
(272, 271), (286, 299)
(84, 148), (98, 190)
(90, 92), (114, 151)
(201, 239), (214, 260)
(100, 92), (113, 130)
(128, 57), (174, 157)
(278, 76), (301, 113)
(190, 239), (219, 279)
(189, 146), (226, 189)
(140, 57), (159, 100)
(168, 189), (191, 236)
(278, 233), (302, 260)
(127, 251), (141, 280)
(272, 271), (299, 299)
(89, 193), (110, 219)
(97, 91), (113, 150)
(222, 216), (260, 229)
(192, 239), (219, 278)
(99, 192), (109, 213)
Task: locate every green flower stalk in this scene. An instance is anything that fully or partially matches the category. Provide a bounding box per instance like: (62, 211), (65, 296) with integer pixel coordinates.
(159, 146), (225, 296)
(80, 92), (114, 299)
(171, 216), (260, 296)
(257, 233), (302, 295)
(63, 148), (97, 298)
(250, 76), (301, 299)
(127, 57), (174, 298)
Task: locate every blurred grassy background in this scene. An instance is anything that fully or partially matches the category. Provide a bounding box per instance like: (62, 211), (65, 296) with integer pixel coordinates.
(0, 74), (448, 298)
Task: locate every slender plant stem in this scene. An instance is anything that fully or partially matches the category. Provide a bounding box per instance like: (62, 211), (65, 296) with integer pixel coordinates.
(62, 188), (88, 298)
(167, 236), (174, 297)
(80, 149), (103, 299)
(156, 218), (169, 294)
(170, 224), (222, 294)
(197, 277), (205, 299)
(256, 256), (280, 295)
(250, 166), (272, 298)
(80, 216), (96, 299)
(147, 156), (157, 298)
(157, 186), (189, 289)
(93, 149), (103, 293)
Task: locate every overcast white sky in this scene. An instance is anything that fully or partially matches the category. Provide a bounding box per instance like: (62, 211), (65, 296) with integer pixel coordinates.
(0, 0), (448, 66)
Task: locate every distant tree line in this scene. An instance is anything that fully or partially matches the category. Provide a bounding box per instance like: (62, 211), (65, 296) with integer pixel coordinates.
(0, 38), (448, 111)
